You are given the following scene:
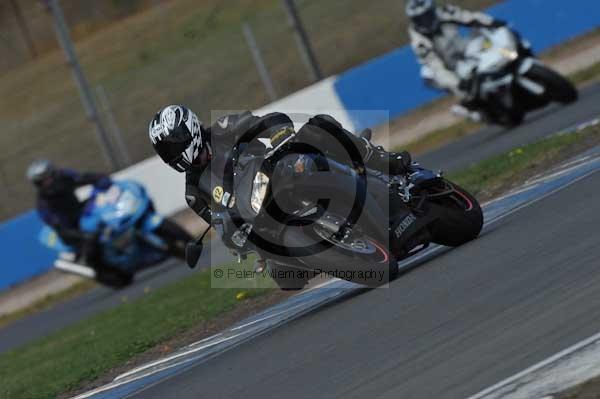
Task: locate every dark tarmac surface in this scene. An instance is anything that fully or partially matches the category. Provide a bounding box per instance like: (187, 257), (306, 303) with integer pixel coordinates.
(130, 170), (600, 399)
(418, 83), (600, 172)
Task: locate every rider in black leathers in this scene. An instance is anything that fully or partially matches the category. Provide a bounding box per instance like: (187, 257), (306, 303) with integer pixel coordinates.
(148, 106), (412, 233)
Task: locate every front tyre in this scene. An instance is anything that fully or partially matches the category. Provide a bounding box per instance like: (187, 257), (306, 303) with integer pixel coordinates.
(429, 182), (483, 247)
(528, 64), (578, 104)
(281, 226), (397, 287)
(268, 263), (310, 291)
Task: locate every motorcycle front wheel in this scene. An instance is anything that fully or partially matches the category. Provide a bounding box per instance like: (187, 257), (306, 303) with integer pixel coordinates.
(280, 226), (398, 287)
(527, 64), (578, 104)
(427, 181), (484, 247)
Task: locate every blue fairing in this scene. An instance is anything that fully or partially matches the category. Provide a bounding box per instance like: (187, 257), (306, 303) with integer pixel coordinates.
(40, 180), (167, 272)
(39, 225), (73, 253)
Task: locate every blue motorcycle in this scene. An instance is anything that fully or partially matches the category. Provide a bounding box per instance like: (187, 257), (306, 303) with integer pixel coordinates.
(40, 180), (191, 287)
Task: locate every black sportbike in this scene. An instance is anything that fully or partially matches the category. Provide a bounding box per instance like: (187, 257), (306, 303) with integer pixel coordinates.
(187, 129), (483, 290)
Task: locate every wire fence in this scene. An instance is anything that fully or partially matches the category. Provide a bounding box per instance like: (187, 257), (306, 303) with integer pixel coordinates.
(0, 0), (161, 71)
(0, 0), (497, 221)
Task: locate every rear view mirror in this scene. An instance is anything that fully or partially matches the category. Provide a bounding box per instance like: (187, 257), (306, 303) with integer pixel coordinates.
(185, 241), (203, 269)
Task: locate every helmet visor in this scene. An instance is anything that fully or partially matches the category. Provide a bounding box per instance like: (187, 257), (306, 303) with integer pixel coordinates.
(153, 127), (193, 166)
(168, 153), (193, 173)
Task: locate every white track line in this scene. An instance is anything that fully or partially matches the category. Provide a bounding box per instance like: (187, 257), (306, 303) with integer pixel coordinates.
(114, 332), (245, 382)
(231, 301), (308, 331)
(71, 153), (600, 399)
(466, 330), (600, 399)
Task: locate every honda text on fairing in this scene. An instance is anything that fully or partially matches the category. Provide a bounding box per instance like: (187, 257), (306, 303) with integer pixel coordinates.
(455, 26), (578, 126)
(187, 128), (483, 290)
(40, 180), (191, 287)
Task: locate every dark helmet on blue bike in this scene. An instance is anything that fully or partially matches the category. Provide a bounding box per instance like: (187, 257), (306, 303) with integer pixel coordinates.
(406, 0), (440, 35)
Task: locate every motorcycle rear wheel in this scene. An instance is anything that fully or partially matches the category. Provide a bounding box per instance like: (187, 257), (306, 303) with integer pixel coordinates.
(96, 267), (134, 288)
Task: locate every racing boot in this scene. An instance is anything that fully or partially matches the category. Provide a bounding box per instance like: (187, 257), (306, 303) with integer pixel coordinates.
(361, 140), (413, 176)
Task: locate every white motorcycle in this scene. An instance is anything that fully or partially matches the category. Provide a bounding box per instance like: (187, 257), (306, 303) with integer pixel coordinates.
(454, 27), (578, 126)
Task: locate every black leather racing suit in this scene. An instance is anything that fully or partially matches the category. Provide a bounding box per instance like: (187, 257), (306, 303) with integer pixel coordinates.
(184, 112), (407, 243)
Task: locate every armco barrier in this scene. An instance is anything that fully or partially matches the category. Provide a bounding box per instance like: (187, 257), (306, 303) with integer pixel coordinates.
(334, 0), (600, 130)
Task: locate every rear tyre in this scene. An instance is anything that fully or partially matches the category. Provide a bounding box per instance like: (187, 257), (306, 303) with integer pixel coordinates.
(429, 182), (483, 247)
(96, 267), (134, 288)
(503, 110), (525, 127)
(269, 263), (310, 291)
(528, 64), (578, 104)
(493, 110), (524, 128)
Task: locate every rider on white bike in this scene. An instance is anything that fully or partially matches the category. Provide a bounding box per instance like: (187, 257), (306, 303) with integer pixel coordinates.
(406, 0), (506, 120)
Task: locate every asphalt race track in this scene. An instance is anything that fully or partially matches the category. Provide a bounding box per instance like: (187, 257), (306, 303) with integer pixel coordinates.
(0, 83), (598, 358)
(126, 166), (600, 399)
(418, 83), (600, 172)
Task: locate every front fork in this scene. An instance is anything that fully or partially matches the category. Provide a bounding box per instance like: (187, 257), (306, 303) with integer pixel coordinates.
(515, 58), (546, 96)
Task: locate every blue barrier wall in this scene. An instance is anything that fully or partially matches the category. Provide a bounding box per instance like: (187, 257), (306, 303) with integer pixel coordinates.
(0, 211), (56, 291)
(334, 0), (600, 130)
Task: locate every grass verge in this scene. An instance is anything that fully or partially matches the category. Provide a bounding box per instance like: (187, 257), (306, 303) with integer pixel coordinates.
(448, 123), (600, 201)
(0, 258), (276, 399)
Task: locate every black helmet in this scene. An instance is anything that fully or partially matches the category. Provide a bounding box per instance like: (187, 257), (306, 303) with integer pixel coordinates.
(148, 105), (209, 172)
(26, 159), (55, 187)
(406, 0), (439, 35)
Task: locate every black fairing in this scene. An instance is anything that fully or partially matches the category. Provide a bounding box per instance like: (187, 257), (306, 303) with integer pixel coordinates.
(213, 140), (462, 267)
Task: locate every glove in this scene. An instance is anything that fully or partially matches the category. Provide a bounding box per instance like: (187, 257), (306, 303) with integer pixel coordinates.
(95, 177), (112, 190)
(490, 19), (507, 28)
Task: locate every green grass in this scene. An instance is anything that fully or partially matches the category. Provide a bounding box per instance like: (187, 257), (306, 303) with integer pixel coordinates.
(401, 120), (480, 154)
(1, 123), (599, 399)
(0, 0), (498, 221)
(0, 258), (275, 399)
(448, 124), (600, 198)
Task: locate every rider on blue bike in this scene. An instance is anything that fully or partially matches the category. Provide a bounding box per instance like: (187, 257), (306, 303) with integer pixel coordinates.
(27, 160), (112, 261)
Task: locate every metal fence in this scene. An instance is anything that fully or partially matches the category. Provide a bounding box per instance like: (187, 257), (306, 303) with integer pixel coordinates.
(0, 0), (497, 221)
(0, 0), (160, 72)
